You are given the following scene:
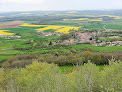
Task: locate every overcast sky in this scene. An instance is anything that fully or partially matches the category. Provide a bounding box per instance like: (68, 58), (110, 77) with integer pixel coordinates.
(0, 0), (122, 12)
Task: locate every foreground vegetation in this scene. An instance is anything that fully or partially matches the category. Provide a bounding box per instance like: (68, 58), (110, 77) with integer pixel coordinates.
(0, 59), (121, 92)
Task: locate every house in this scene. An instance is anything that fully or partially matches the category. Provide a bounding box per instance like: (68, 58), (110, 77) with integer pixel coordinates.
(42, 32), (61, 37)
(99, 41), (106, 46)
(76, 32), (93, 43)
(52, 42), (57, 45)
(61, 39), (78, 45)
(112, 41), (122, 46)
(109, 36), (120, 38)
(92, 43), (98, 46)
(0, 35), (21, 39)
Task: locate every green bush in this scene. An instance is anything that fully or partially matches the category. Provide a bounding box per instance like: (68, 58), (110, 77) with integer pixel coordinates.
(0, 59), (121, 92)
(2, 52), (122, 68)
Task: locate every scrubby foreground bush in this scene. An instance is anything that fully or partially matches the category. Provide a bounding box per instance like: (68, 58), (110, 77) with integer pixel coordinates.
(2, 51), (122, 68)
(0, 59), (122, 92)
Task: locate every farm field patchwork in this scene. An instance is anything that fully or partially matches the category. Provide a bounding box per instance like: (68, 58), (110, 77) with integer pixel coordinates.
(0, 21), (23, 29)
(21, 23), (80, 33)
(63, 15), (121, 22)
(100, 15), (121, 19)
(0, 30), (15, 35)
(0, 12), (122, 68)
(63, 18), (103, 21)
(67, 11), (79, 13)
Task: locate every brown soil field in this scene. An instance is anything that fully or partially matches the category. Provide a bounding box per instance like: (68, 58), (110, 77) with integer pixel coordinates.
(0, 21), (23, 29)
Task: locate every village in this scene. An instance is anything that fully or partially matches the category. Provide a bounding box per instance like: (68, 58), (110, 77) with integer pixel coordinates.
(37, 29), (122, 47)
(0, 34), (21, 39)
(0, 29), (121, 47)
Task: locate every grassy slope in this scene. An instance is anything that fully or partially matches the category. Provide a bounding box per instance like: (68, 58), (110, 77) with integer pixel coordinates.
(71, 44), (122, 52)
(106, 24), (122, 30)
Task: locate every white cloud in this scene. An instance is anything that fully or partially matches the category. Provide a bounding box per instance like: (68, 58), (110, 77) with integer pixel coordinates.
(6, 0), (46, 4)
(0, 0), (122, 12)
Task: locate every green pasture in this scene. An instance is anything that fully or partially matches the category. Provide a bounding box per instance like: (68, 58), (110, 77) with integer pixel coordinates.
(71, 44), (122, 52)
(59, 65), (104, 72)
(106, 24), (122, 30)
(83, 23), (104, 30)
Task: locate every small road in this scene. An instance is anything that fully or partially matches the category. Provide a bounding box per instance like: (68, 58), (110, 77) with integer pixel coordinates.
(103, 24), (107, 30)
(0, 48), (13, 51)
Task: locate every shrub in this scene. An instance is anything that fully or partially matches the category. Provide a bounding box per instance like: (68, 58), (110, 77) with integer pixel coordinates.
(1, 60), (122, 92)
(92, 54), (102, 65)
(100, 59), (122, 91)
(82, 51), (93, 63)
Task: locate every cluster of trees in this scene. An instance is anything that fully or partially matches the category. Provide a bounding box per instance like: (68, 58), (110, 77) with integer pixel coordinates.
(0, 59), (122, 92)
(2, 50), (122, 68)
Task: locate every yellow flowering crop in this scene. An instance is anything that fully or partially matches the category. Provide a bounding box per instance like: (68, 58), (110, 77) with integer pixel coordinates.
(0, 30), (14, 35)
(37, 26), (80, 34)
(89, 18), (103, 21)
(67, 11), (79, 13)
(20, 23), (46, 27)
(21, 23), (80, 34)
(36, 26), (64, 31)
(72, 18), (89, 20)
(63, 18), (103, 21)
(100, 15), (121, 19)
(55, 26), (79, 34)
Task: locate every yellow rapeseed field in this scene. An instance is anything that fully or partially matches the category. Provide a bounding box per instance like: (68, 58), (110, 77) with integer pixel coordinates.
(72, 18), (89, 20)
(37, 25), (80, 34)
(21, 23), (80, 34)
(63, 15), (121, 21)
(100, 15), (121, 19)
(89, 18), (103, 21)
(37, 26), (64, 31)
(67, 11), (79, 13)
(0, 30), (14, 35)
(63, 18), (88, 21)
(63, 18), (103, 21)
(55, 27), (79, 34)
(21, 23), (45, 27)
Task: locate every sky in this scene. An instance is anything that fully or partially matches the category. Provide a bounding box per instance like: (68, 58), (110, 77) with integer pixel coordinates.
(0, 0), (122, 12)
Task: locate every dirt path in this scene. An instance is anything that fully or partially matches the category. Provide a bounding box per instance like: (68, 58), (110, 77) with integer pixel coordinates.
(103, 24), (107, 30)
(0, 21), (23, 29)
